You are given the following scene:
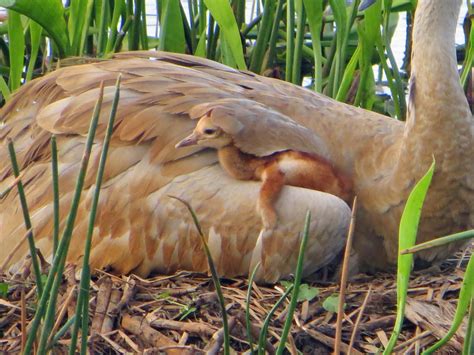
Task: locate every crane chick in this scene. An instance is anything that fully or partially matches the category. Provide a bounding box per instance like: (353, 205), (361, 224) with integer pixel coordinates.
(176, 108), (353, 229)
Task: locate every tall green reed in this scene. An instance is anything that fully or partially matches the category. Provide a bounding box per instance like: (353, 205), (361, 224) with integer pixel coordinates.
(0, 0), (444, 120)
(23, 82), (106, 354)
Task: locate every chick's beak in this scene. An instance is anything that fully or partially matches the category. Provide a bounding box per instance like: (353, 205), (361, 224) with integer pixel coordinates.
(175, 132), (199, 148)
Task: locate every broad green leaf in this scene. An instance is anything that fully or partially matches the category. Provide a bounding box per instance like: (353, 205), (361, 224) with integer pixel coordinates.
(298, 284), (319, 302)
(384, 160), (435, 354)
(283, 281), (320, 302)
(159, 0), (186, 53)
(204, 0), (246, 70)
(0, 0), (69, 56)
(323, 294), (345, 313)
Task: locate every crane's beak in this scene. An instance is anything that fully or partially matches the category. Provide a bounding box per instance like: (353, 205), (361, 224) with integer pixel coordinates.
(175, 133), (199, 148)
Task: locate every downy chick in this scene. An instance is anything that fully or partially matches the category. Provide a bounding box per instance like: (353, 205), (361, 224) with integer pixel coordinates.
(176, 112), (353, 228)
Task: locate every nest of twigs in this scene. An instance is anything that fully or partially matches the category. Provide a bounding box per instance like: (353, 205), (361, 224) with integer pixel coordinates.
(0, 246), (470, 354)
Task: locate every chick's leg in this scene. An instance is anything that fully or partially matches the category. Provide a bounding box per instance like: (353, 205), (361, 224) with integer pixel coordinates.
(257, 165), (285, 229)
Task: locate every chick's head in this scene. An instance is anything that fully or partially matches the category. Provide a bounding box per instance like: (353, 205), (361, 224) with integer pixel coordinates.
(176, 114), (233, 149)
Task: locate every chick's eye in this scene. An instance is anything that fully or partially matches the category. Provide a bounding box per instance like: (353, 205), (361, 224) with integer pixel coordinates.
(204, 128), (215, 135)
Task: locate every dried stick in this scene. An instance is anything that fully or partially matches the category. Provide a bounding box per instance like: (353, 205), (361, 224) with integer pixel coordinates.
(91, 277), (113, 334)
(348, 285), (372, 354)
(334, 196), (358, 355)
(121, 313), (177, 347)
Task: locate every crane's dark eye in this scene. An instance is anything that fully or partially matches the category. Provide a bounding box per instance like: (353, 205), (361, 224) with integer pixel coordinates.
(204, 128), (216, 135)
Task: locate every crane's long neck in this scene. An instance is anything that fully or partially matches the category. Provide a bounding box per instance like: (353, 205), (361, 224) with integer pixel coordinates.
(401, 0), (470, 170)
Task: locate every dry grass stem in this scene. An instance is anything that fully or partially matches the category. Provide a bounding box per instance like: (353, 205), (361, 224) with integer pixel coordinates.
(334, 196), (358, 354)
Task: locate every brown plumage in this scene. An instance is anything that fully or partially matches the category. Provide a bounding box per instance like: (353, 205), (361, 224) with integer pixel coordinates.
(176, 110), (353, 228)
(0, 0), (472, 283)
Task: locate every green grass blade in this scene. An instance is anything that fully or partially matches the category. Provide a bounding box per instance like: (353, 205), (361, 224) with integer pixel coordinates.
(79, 276), (90, 355)
(276, 211), (311, 355)
(257, 284), (294, 355)
(125, 0), (136, 50)
(401, 229), (474, 255)
(354, 0), (381, 109)
(291, 0), (306, 85)
(7, 140), (43, 297)
(169, 196), (230, 355)
(139, 0), (148, 49)
(335, 45), (361, 101)
(265, 0), (284, 69)
(206, 16), (217, 60)
(382, 0), (406, 118)
(204, 0), (246, 70)
(158, 0), (186, 53)
(375, 36), (403, 118)
(48, 315), (76, 349)
(303, 0), (324, 92)
(113, 15), (133, 52)
(194, 28), (207, 57)
(286, 0), (295, 82)
(23, 83), (104, 355)
(233, 0), (245, 30)
(0, 0), (69, 56)
(383, 160), (435, 354)
(70, 75), (121, 354)
(68, 0), (93, 55)
(422, 253), (474, 354)
(105, 0), (123, 54)
(198, 0), (207, 34)
(328, 0), (348, 97)
(249, 0), (276, 74)
(25, 20), (42, 82)
(39, 82), (107, 353)
(187, 0), (197, 51)
(96, 0), (109, 56)
(246, 262), (260, 354)
(79, 0), (94, 55)
(460, 13), (473, 88)
(128, 0), (142, 50)
(463, 298), (474, 355)
(51, 135), (60, 255)
(7, 10), (24, 92)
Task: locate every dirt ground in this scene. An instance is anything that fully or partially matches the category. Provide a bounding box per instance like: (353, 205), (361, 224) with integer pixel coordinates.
(0, 245), (470, 354)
